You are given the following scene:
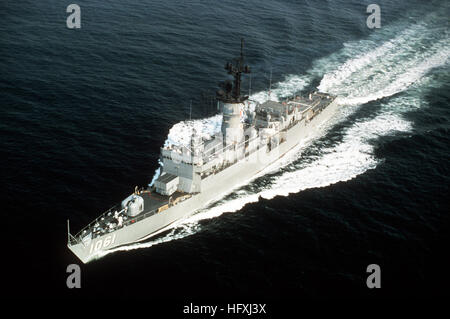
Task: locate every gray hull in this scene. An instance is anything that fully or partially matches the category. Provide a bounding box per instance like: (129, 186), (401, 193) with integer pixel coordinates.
(68, 98), (340, 263)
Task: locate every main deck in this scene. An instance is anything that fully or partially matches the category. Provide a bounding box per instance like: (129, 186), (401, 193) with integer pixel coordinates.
(74, 189), (191, 243)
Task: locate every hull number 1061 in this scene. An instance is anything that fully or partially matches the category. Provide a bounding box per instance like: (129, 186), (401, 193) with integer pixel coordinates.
(89, 234), (116, 254)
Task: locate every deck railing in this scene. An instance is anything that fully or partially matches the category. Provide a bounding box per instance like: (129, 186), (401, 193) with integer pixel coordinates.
(72, 204), (162, 245)
(74, 204), (121, 239)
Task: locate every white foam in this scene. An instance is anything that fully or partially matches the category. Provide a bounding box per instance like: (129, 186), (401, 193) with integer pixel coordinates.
(148, 159), (163, 186)
(164, 114), (222, 148)
(318, 25), (450, 105)
(93, 220), (200, 261)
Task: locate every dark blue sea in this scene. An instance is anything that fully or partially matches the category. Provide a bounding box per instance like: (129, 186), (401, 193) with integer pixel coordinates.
(1, 0), (449, 304)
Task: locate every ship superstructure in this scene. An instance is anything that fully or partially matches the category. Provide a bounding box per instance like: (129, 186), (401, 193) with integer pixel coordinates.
(68, 39), (338, 263)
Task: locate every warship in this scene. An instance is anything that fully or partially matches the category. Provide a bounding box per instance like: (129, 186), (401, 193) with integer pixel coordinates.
(67, 39), (339, 263)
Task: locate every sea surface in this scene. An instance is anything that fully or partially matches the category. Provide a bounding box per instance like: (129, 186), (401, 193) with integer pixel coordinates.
(1, 0), (449, 300)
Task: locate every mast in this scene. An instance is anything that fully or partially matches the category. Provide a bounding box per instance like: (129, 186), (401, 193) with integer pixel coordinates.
(249, 73), (252, 97)
(268, 66), (272, 100)
(216, 38), (251, 103)
(189, 100), (192, 121)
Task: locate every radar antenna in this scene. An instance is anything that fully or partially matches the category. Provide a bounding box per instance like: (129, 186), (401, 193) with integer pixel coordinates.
(216, 38), (251, 103)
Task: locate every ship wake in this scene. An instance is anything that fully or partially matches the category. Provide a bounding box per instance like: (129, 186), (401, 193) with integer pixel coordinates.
(97, 8), (449, 260)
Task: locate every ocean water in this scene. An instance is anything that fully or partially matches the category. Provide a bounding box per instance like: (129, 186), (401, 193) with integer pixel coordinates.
(1, 0), (449, 300)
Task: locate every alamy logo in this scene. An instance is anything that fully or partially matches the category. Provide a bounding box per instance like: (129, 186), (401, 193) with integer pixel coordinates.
(66, 4), (81, 29)
(66, 264), (81, 288)
(366, 264), (381, 288)
(366, 4), (381, 29)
